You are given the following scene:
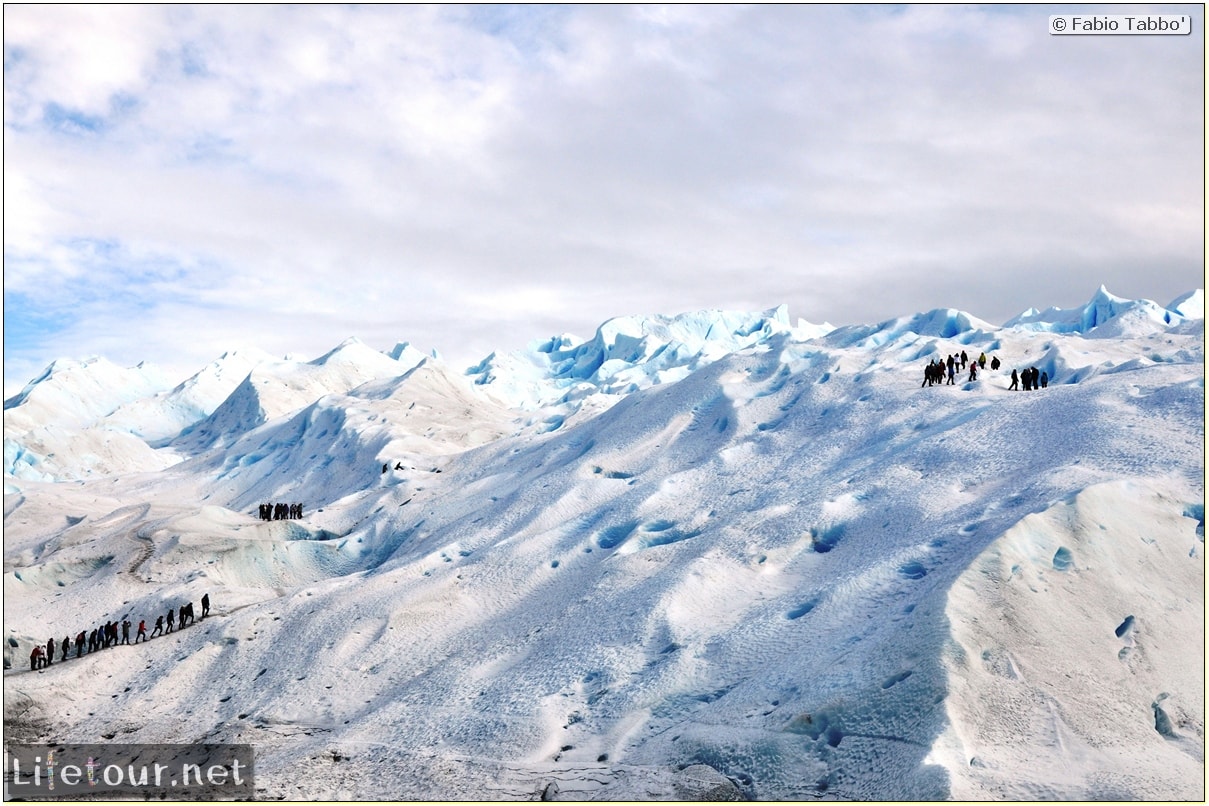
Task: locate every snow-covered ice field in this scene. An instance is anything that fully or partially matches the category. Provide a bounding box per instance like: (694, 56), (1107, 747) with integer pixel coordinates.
(4, 287), (1204, 800)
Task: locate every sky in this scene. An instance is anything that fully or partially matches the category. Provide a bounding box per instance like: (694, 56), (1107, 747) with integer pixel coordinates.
(3, 4), (1205, 396)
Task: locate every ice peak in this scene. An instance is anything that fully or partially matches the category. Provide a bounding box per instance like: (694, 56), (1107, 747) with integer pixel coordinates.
(1167, 288), (1204, 320)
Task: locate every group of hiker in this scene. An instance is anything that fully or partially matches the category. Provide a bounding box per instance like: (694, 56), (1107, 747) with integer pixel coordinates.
(258, 502), (304, 520)
(28, 593), (211, 671)
(921, 350), (1049, 390)
(381, 462), (443, 474)
(1008, 366), (1048, 390)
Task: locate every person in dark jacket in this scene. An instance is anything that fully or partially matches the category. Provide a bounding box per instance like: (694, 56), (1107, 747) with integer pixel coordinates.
(1009, 369), (1019, 390)
(46, 637), (54, 665)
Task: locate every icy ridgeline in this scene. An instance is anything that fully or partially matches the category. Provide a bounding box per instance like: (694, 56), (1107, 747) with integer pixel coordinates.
(2, 289), (1204, 800)
(466, 304), (832, 408)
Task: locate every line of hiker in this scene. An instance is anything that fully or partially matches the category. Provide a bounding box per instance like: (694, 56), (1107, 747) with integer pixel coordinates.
(922, 350), (1048, 390)
(28, 593), (211, 671)
(258, 502), (304, 520)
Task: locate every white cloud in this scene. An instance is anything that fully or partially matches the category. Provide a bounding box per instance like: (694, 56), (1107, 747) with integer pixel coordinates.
(4, 4), (169, 123)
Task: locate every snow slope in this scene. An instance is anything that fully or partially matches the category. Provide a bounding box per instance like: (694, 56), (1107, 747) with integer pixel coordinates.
(933, 479), (1204, 800)
(3, 290), (1203, 800)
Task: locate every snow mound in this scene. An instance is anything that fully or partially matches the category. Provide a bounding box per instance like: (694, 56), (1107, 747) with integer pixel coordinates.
(177, 338), (422, 450)
(823, 308), (998, 350)
(202, 357), (518, 514)
(1005, 286), (1189, 337)
(3, 358), (178, 480)
(388, 341), (433, 365)
(104, 348), (277, 443)
(4, 357), (173, 431)
(1168, 289), (1205, 320)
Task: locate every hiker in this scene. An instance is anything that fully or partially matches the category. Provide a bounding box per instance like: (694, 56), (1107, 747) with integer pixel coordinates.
(135, 620), (147, 644)
(1040, 371), (1049, 388)
(75, 631), (86, 658)
(166, 608), (176, 634)
(151, 615), (164, 638)
(960, 350), (968, 369)
(46, 637), (55, 665)
(946, 357), (956, 385)
(178, 605), (188, 630)
(978, 352), (987, 369)
(30, 645), (42, 671)
(121, 620), (131, 645)
(990, 356), (1000, 370)
(61, 635), (70, 662)
(1009, 369), (1019, 390)
(201, 593), (210, 619)
(968, 361), (978, 382)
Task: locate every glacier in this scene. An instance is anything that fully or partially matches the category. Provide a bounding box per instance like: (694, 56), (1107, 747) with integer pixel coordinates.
(3, 287), (1204, 800)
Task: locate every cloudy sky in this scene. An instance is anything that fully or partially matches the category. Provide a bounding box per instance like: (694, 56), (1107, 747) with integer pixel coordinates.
(4, 4), (1204, 395)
